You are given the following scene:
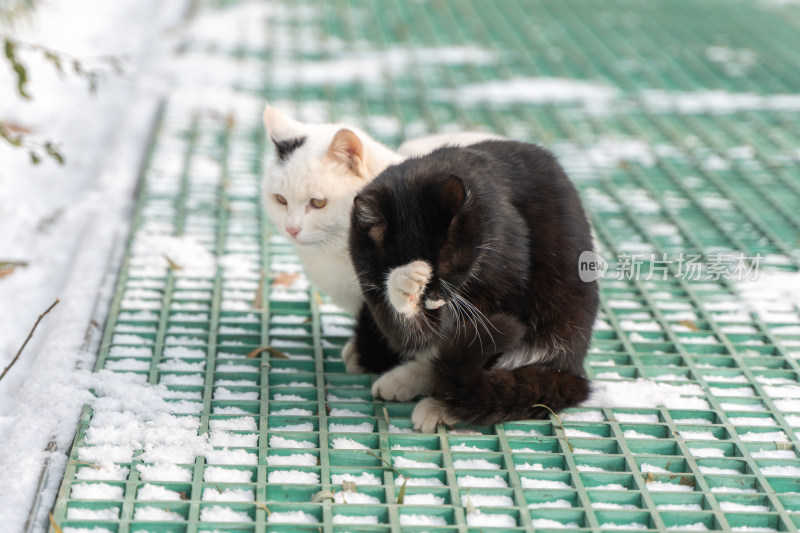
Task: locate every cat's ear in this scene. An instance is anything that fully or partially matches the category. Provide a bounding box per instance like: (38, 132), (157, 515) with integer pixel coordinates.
(438, 175), (467, 215)
(264, 106), (307, 162)
(327, 129), (367, 177)
(263, 106), (305, 140)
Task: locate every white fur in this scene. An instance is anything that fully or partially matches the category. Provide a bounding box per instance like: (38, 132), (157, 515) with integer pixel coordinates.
(386, 260), (432, 317)
(262, 107), (401, 316)
(341, 338), (364, 374)
(262, 106), (501, 378)
(371, 360), (433, 401)
(412, 397), (456, 433)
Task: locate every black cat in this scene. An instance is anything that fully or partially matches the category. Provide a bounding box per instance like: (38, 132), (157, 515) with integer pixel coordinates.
(348, 140), (598, 432)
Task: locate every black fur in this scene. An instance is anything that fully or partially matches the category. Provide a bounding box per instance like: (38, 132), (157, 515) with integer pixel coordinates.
(273, 136), (306, 162)
(349, 140), (598, 424)
(352, 304), (404, 374)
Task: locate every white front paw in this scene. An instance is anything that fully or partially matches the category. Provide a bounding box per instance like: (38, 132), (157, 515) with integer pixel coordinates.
(387, 260), (432, 317)
(371, 361), (432, 401)
(341, 339), (364, 374)
(412, 397), (457, 433)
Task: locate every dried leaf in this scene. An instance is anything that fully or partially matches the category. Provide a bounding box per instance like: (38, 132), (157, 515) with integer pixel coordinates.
(272, 272), (300, 287)
(246, 346), (289, 359)
(678, 320), (699, 332)
(1, 122), (32, 134)
(14, 62), (30, 99)
(4, 39), (14, 61)
(0, 265), (16, 279)
(45, 142), (64, 165)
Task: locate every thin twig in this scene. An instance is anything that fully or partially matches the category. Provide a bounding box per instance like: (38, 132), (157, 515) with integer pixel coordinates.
(0, 298), (59, 382)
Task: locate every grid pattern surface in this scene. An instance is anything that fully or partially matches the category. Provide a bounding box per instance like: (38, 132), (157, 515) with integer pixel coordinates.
(49, 0), (800, 531)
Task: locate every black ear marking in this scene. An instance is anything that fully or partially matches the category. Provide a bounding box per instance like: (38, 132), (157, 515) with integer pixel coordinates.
(438, 174), (467, 215)
(273, 136), (306, 162)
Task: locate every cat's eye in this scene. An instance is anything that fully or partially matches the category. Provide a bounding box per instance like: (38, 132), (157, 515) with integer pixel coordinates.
(310, 198), (327, 209)
(274, 194), (287, 205)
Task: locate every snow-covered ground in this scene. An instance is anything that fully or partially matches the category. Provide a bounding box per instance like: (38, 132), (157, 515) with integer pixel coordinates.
(2, 0), (800, 531)
(0, 1), (188, 529)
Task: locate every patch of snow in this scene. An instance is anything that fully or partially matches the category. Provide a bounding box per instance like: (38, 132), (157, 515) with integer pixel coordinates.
(399, 514), (448, 526)
(456, 475), (508, 488)
(268, 470), (320, 484)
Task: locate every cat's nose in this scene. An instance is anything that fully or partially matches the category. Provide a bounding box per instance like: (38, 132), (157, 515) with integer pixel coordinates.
(286, 226), (301, 238)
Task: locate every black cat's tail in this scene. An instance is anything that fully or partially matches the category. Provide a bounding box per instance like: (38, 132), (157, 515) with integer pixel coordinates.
(432, 314), (591, 427)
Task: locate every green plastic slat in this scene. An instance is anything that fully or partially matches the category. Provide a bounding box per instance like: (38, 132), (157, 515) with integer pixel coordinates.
(46, 0), (800, 532)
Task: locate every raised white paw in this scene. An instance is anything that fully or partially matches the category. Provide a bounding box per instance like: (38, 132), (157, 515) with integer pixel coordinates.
(341, 339), (364, 374)
(371, 361), (432, 401)
(412, 397), (457, 433)
(387, 260), (432, 317)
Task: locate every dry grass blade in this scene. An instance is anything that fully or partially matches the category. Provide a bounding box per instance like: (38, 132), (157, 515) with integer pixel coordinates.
(364, 451), (399, 475)
(162, 254), (182, 270)
(311, 489), (336, 503)
(464, 493), (477, 514)
(678, 320), (699, 332)
(363, 450), (408, 504)
(68, 460), (101, 469)
(0, 298), (59, 382)
(396, 476), (409, 505)
(48, 513), (63, 533)
(253, 502), (271, 516)
(253, 272), (265, 310)
(532, 403), (573, 453)
(0, 260), (28, 267)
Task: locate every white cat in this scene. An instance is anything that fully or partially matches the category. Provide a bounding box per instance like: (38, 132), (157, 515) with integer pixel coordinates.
(262, 106), (500, 370)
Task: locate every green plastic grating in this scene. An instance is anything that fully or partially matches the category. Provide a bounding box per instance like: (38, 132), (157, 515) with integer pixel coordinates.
(48, 0), (800, 531)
